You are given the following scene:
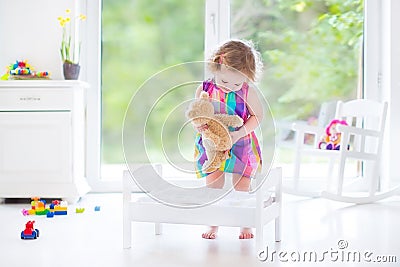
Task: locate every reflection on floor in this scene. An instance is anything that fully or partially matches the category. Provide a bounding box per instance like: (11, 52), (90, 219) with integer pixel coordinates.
(0, 193), (399, 267)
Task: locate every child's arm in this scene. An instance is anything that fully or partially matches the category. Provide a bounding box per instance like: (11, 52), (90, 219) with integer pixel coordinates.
(230, 86), (264, 144)
(195, 84), (203, 98)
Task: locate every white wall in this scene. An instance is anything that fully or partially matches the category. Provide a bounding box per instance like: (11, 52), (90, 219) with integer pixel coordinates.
(381, 0), (400, 189)
(0, 0), (78, 80)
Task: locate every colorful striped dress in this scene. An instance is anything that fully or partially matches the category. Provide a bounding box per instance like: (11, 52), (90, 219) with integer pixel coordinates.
(194, 79), (262, 178)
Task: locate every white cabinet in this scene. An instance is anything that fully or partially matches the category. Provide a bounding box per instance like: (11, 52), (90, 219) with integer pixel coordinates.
(0, 81), (90, 200)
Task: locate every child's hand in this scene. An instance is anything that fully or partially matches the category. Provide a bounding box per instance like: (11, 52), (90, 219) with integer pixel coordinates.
(230, 131), (242, 145)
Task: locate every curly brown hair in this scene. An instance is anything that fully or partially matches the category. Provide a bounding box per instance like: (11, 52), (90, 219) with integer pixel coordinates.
(209, 39), (263, 82)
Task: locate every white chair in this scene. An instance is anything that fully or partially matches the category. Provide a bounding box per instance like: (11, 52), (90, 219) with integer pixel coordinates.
(288, 99), (399, 203)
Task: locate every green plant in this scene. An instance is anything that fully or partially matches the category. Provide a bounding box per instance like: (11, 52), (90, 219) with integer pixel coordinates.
(58, 9), (86, 64)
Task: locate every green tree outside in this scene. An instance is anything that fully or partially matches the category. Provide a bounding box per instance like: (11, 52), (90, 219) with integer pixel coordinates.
(102, 0), (363, 164)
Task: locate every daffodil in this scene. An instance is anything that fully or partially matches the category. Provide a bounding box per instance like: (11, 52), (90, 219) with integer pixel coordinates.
(58, 9), (86, 64)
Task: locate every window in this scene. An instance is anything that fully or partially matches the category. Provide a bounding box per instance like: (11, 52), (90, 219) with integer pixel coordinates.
(86, 0), (380, 191)
(101, 0), (205, 185)
(230, 0), (364, 178)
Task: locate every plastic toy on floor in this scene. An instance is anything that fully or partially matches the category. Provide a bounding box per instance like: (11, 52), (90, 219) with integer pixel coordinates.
(25, 198), (68, 216)
(49, 200), (68, 215)
(21, 221), (40, 240)
(76, 207), (85, 213)
(29, 197), (49, 215)
(318, 119), (348, 150)
(21, 209), (29, 216)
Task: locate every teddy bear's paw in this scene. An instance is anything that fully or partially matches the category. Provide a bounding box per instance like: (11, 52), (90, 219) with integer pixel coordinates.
(205, 167), (218, 174)
(202, 161), (215, 173)
(204, 165), (218, 174)
(203, 161), (222, 173)
(232, 116), (244, 127)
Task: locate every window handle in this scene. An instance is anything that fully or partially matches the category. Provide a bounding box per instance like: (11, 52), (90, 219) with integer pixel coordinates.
(210, 13), (216, 35)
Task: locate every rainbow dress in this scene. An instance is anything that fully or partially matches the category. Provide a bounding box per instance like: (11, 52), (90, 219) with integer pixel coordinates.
(194, 79), (262, 178)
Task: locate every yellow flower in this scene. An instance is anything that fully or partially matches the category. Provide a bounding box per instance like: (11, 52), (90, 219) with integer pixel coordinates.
(58, 8), (86, 64)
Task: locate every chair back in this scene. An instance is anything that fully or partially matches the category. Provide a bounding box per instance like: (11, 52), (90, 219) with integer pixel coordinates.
(335, 99), (388, 155)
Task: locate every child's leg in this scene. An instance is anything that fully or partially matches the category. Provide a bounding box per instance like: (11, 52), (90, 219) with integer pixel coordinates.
(232, 174), (254, 239)
(202, 171), (225, 239)
(206, 170), (225, 189)
(232, 174), (251, 192)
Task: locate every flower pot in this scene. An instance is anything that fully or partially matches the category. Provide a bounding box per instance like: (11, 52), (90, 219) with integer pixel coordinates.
(63, 62), (80, 80)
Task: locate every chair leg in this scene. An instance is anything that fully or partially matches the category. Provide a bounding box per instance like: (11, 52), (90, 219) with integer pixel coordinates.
(255, 223), (264, 252)
(155, 223), (162, 235)
(327, 158), (335, 191)
(336, 157), (346, 195)
(369, 162), (379, 196)
(123, 220), (131, 249)
(275, 217), (281, 242)
(293, 151), (301, 190)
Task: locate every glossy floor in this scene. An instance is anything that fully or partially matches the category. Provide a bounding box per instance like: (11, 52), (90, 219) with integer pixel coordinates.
(0, 193), (399, 267)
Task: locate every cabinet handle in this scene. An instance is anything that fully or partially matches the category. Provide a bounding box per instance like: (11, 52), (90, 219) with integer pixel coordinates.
(19, 97), (41, 101)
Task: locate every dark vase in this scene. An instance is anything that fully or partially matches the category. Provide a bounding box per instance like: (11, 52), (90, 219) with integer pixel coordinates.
(63, 62), (80, 80)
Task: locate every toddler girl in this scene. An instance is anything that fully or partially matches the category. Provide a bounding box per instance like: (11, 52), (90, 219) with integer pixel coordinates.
(193, 39), (264, 239)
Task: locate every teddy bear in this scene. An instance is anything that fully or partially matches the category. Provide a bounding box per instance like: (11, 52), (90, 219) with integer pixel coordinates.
(318, 119), (348, 150)
(186, 91), (244, 173)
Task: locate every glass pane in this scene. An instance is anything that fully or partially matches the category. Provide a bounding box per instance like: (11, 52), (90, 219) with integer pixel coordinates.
(231, 0), (363, 176)
(102, 0), (205, 179)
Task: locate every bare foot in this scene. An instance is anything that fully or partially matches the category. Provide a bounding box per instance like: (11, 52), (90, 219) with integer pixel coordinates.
(202, 226), (218, 239)
(239, 227), (254, 239)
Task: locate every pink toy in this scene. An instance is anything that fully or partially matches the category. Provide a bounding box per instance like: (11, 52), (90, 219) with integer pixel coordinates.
(21, 209), (29, 216)
(318, 119), (348, 150)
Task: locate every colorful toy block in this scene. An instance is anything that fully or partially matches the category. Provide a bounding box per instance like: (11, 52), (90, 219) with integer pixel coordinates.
(48, 200), (68, 215)
(53, 206), (67, 215)
(25, 198), (68, 216)
(76, 207), (85, 213)
(28, 209), (36, 215)
(35, 209), (50, 216)
(21, 209), (29, 216)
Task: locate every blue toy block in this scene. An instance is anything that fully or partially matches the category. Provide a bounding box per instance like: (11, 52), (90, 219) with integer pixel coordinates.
(54, 211), (67, 215)
(94, 206), (100, 211)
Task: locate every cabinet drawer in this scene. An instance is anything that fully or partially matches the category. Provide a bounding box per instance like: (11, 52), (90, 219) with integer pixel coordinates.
(0, 88), (74, 110)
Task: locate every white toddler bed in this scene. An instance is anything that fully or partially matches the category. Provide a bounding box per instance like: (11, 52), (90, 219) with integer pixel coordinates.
(123, 165), (282, 250)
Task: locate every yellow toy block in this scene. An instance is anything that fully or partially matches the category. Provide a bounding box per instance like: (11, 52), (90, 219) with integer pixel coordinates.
(28, 209), (36, 215)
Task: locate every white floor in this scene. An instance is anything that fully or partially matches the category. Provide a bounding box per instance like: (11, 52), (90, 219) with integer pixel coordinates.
(1, 193), (399, 267)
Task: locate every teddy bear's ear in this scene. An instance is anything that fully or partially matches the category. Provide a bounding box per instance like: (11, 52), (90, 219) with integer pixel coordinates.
(185, 110), (194, 119)
(200, 91), (209, 100)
